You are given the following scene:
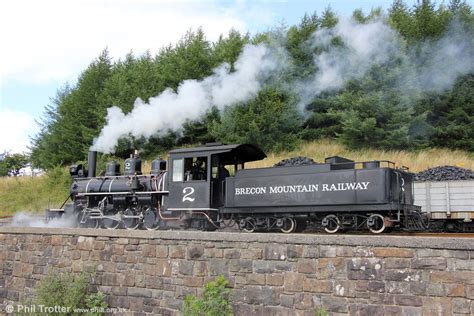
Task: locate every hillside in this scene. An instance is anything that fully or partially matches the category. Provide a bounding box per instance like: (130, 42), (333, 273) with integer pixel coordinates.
(1, 139), (473, 217)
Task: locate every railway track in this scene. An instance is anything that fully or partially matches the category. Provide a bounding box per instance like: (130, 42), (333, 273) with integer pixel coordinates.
(1, 215), (473, 237)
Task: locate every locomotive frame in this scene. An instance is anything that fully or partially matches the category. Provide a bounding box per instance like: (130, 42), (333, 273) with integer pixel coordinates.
(51, 143), (429, 234)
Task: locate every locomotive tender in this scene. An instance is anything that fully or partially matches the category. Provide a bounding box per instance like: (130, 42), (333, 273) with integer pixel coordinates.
(57, 143), (426, 234)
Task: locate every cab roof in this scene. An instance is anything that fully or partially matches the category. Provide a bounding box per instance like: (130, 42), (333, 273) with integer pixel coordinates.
(168, 143), (267, 164)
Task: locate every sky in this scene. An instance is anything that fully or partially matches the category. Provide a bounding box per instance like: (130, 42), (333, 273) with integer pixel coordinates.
(0, 0), (426, 154)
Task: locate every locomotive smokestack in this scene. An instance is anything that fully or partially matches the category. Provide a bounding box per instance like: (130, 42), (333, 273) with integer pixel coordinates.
(88, 151), (97, 178)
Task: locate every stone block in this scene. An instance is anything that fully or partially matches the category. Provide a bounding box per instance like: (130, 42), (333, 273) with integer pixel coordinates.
(320, 245), (336, 258)
(416, 249), (469, 259)
(280, 294), (294, 308)
(183, 277), (204, 287)
(297, 259), (315, 274)
(51, 235), (63, 246)
(267, 274), (284, 286)
(422, 297), (452, 315)
(452, 298), (471, 314)
(241, 248), (262, 259)
(254, 261), (292, 273)
(302, 246), (319, 258)
(321, 295), (348, 313)
(466, 285), (474, 299)
(283, 272), (304, 292)
(179, 261), (194, 275)
(128, 287), (152, 298)
(426, 283), (446, 296)
(394, 294), (422, 306)
(431, 271), (474, 284)
(156, 245), (168, 258)
(384, 258), (411, 269)
(264, 244), (287, 260)
(125, 245), (138, 251)
(303, 279), (332, 293)
(411, 258), (447, 270)
(224, 249), (240, 259)
(369, 293), (395, 305)
(77, 236), (94, 251)
(156, 260), (171, 277)
(247, 274), (265, 285)
(294, 293), (314, 310)
(208, 259), (228, 276)
(373, 247), (414, 258)
(128, 297), (144, 311)
(142, 245), (155, 257)
(367, 281), (385, 293)
(384, 270), (420, 282)
(453, 259), (474, 270)
(205, 248), (223, 258)
(145, 276), (163, 289)
(287, 245), (303, 259)
(188, 245), (204, 259)
(193, 261), (207, 276)
(409, 282), (427, 295)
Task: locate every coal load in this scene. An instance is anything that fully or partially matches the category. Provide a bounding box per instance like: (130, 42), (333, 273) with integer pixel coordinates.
(415, 166), (474, 182)
(274, 156), (316, 167)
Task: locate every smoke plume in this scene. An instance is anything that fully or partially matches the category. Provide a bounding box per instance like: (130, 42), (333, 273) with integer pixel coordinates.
(91, 44), (281, 153)
(91, 16), (473, 153)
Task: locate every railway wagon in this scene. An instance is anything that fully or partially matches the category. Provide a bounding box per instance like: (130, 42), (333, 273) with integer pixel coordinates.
(414, 180), (474, 232)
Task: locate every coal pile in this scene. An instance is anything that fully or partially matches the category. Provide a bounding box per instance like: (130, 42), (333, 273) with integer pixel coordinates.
(274, 156), (316, 167)
(415, 166), (474, 182)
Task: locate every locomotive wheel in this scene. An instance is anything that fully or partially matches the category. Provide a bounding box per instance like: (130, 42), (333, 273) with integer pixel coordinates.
(143, 208), (160, 230)
(322, 214), (341, 234)
(280, 217), (296, 233)
(367, 214), (386, 234)
(77, 212), (100, 229)
(240, 217), (256, 233)
(103, 212), (121, 229)
(123, 207), (141, 230)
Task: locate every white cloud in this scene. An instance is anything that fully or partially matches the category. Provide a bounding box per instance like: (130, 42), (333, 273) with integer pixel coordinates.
(0, 108), (38, 153)
(0, 0), (247, 84)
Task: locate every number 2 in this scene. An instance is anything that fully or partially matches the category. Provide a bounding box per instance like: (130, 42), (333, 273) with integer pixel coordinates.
(183, 187), (195, 202)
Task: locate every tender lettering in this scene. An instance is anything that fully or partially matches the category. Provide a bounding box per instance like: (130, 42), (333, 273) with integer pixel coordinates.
(235, 182), (370, 196)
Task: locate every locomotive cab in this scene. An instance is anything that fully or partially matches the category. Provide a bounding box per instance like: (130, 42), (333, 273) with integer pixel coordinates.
(164, 143), (266, 228)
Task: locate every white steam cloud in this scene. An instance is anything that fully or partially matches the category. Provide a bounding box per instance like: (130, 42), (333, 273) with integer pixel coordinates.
(297, 18), (401, 107)
(10, 211), (77, 228)
(92, 17), (473, 153)
(92, 44), (281, 153)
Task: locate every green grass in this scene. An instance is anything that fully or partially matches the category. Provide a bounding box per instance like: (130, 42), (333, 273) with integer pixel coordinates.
(0, 166), (70, 217)
(1, 140), (473, 217)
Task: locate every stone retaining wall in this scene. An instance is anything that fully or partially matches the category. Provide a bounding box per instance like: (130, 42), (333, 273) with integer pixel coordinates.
(1, 227), (473, 315)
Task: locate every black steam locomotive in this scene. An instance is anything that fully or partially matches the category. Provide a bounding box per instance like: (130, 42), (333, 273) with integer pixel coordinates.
(53, 143), (427, 234)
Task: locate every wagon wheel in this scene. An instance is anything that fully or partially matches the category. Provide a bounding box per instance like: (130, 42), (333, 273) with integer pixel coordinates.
(240, 217), (256, 233)
(280, 217), (296, 233)
(322, 214), (341, 234)
(367, 214), (386, 234)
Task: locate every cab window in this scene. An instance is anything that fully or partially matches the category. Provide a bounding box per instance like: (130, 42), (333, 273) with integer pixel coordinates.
(184, 156), (207, 181)
(172, 159), (184, 182)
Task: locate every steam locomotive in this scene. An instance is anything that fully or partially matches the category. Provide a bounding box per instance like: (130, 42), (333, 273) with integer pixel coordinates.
(49, 143), (432, 234)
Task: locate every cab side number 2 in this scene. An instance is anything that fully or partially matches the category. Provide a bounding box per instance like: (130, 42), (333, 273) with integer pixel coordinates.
(183, 187), (195, 202)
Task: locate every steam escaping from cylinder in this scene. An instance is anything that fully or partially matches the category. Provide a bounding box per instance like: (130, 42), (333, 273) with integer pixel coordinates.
(9, 211), (77, 228)
(91, 44), (282, 153)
